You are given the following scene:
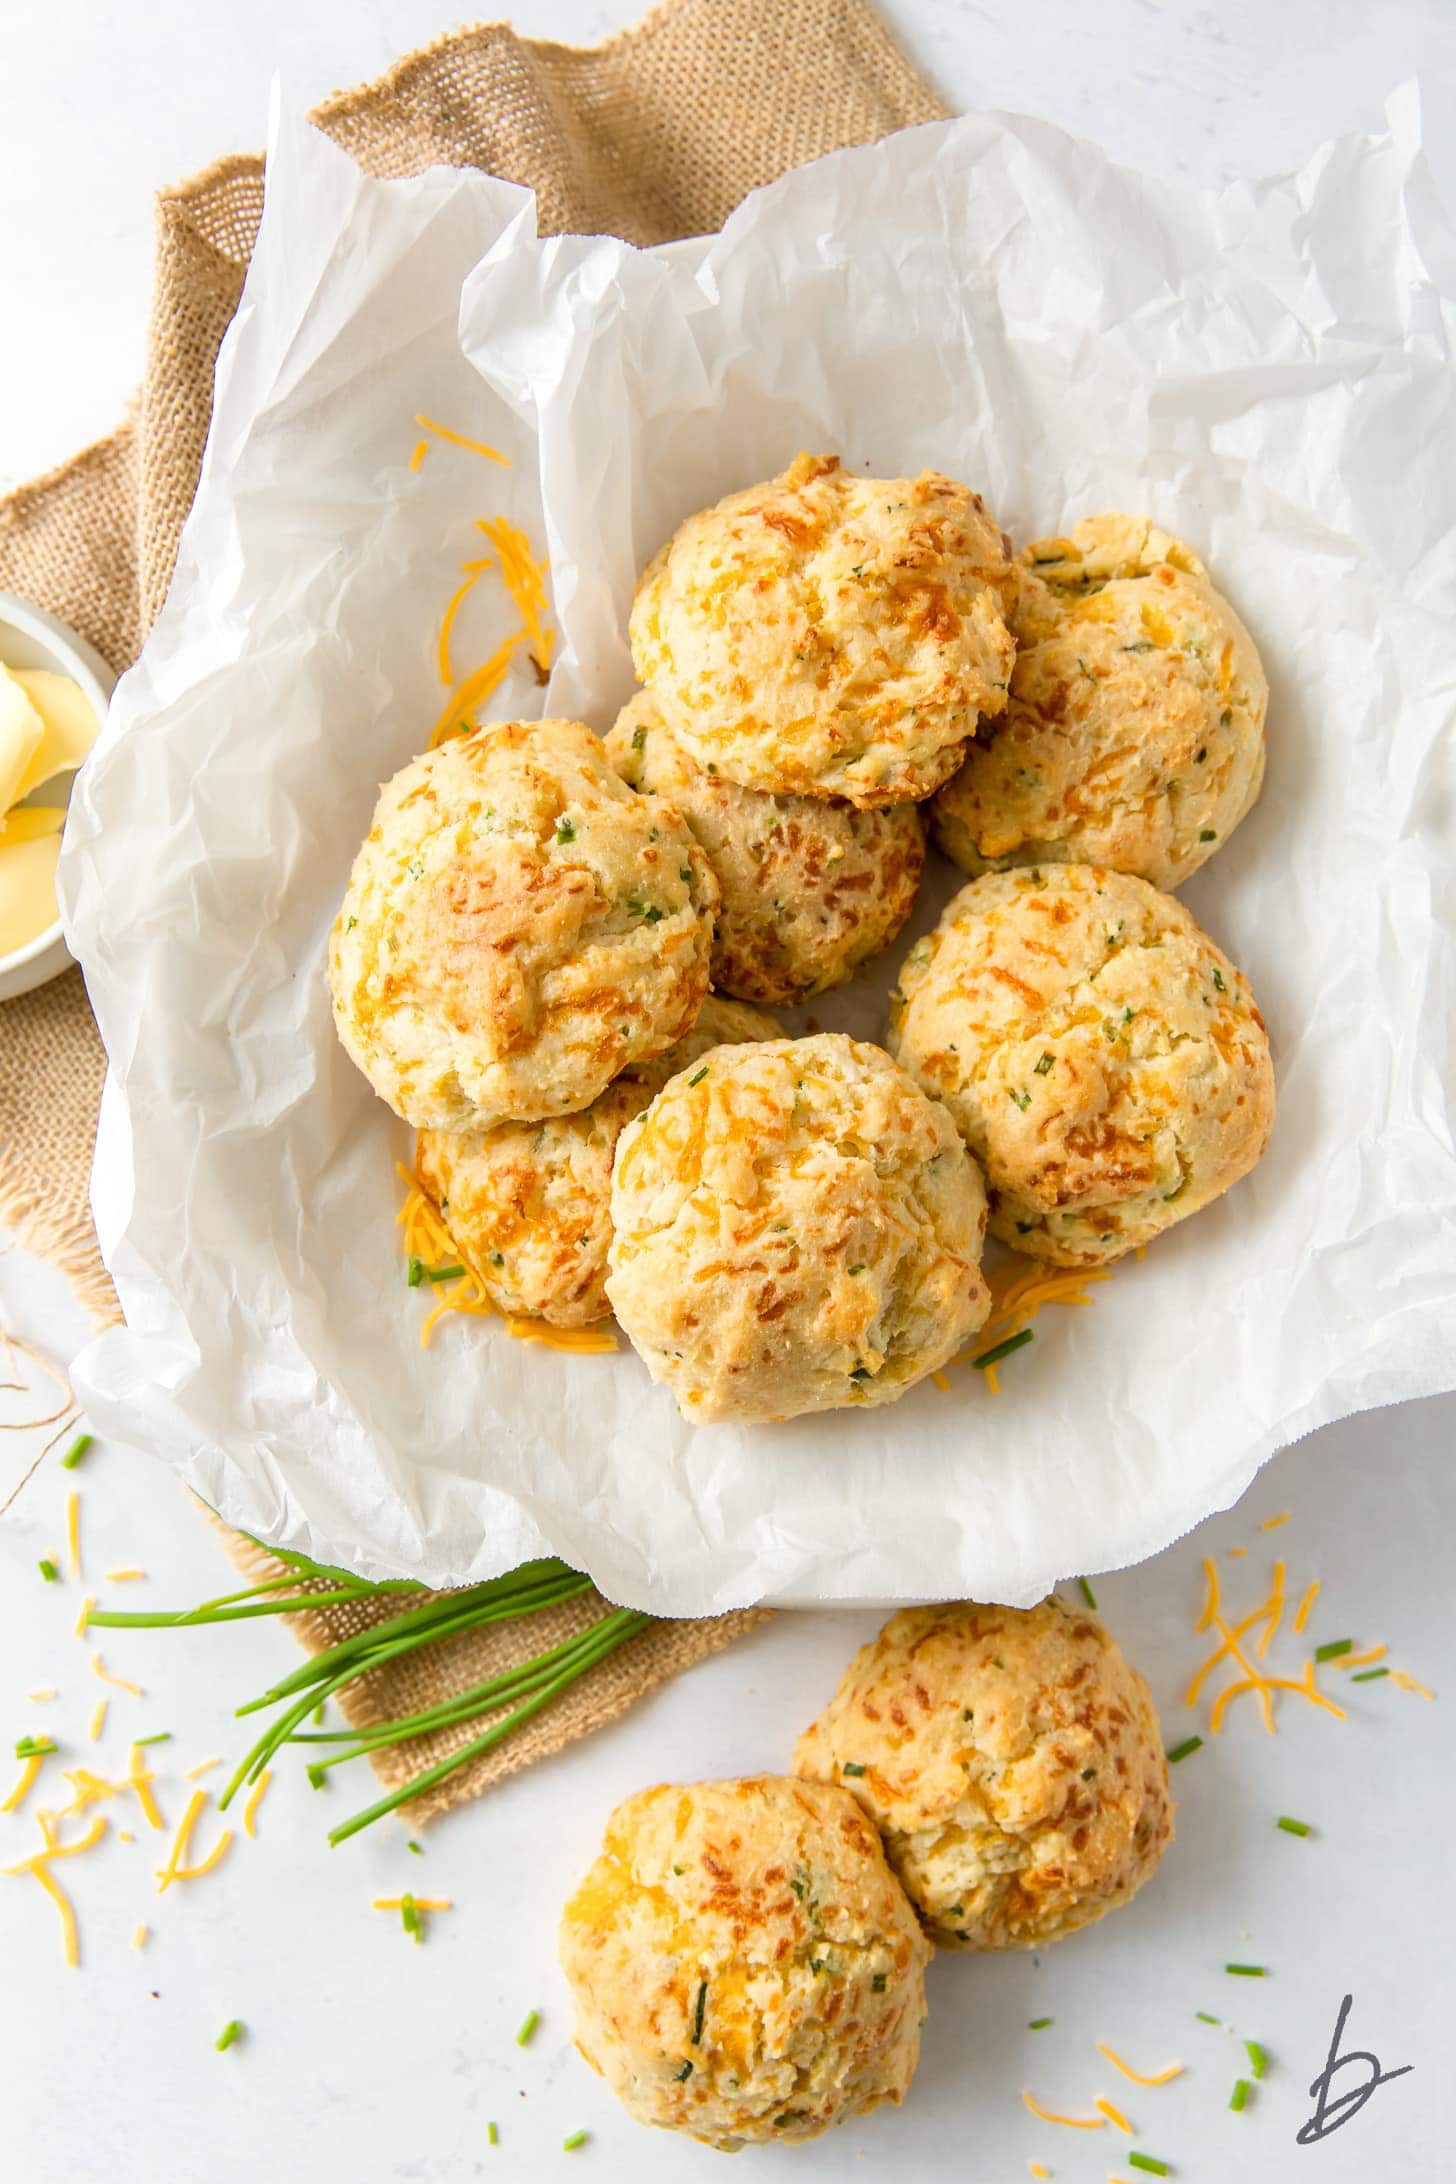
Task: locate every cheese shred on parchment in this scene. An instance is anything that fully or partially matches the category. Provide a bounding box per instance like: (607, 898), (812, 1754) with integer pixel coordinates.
(939, 1258), (1111, 1395)
(1022, 2091), (1106, 2130)
(398, 1167), (618, 1355)
(1096, 2046), (1184, 2089)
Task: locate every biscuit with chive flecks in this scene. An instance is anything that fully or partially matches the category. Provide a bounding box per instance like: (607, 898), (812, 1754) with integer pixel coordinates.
(629, 453), (1016, 808)
(792, 1599), (1173, 1950)
(328, 718), (718, 1131)
(607, 690), (924, 1005)
(931, 514), (1267, 891)
(606, 1033), (991, 1424)
(414, 996), (777, 1327)
(887, 864), (1274, 1267)
(559, 1774), (931, 2148)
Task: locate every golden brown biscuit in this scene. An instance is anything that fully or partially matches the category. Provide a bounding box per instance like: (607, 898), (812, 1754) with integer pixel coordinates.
(792, 1600), (1173, 1950)
(887, 865), (1274, 1266)
(629, 452), (1016, 807)
(606, 691), (924, 1004)
(606, 1032), (991, 1424)
(328, 718), (718, 1131)
(559, 1774), (931, 2148)
(414, 996), (778, 1327)
(931, 514), (1267, 890)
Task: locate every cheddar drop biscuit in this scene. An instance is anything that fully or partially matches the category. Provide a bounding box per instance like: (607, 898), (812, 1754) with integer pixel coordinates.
(931, 515), (1267, 890)
(888, 866), (1274, 1266)
(607, 691), (923, 1005)
(793, 1599), (1173, 1950)
(629, 453), (1016, 807)
(414, 997), (777, 1327)
(328, 719), (718, 1131)
(559, 1775), (931, 2148)
(606, 1033), (991, 1424)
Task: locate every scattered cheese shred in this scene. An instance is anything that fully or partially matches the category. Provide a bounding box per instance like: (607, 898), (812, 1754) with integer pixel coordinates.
(1095, 2046), (1184, 2089)
(118, 1829), (134, 1844)
(88, 1699), (108, 1743)
(128, 1743), (165, 1832)
(23, 1857), (81, 1967)
(372, 1895), (453, 1912)
(242, 1769), (272, 1840)
(154, 1788), (234, 1890)
(185, 1757), (222, 1781)
(428, 631), (527, 746)
(4, 1814), (108, 1969)
(27, 1688), (57, 1702)
(956, 1258), (1110, 1392)
(73, 1594), (93, 1640)
(1029, 2168), (1051, 2182)
(437, 565), (485, 687)
(1227, 1545), (1247, 1557)
(66, 1488), (82, 1578)
(1391, 1671), (1435, 1700)
(413, 413), (509, 466)
(931, 1369), (951, 1393)
(1094, 2097), (1134, 2133)
(1195, 1557), (1222, 1634)
(504, 1316), (619, 1355)
(408, 438), (429, 473)
(1022, 2091), (1106, 2129)
(399, 1170), (618, 1352)
(91, 1653), (143, 1697)
(1259, 1513), (1292, 1532)
(131, 1922), (149, 1949)
(2, 1753), (45, 1813)
(103, 1568), (147, 1583)
(1336, 1644), (1387, 1671)
(1292, 1579), (1320, 1634)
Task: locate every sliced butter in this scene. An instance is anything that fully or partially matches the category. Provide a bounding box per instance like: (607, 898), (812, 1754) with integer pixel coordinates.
(0, 830), (62, 955)
(0, 804), (66, 847)
(10, 668), (100, 803)
(0, 665), (45, 812)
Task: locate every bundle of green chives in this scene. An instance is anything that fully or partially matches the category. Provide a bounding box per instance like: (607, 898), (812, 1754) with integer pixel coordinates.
(87, 1544), (651, 1843)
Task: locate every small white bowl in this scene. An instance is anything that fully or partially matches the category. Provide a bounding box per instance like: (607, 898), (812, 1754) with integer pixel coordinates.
(0, 589), (115, 1002)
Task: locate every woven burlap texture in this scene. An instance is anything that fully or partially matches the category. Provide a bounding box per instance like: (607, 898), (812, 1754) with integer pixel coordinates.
(0, 0), (947, 1821)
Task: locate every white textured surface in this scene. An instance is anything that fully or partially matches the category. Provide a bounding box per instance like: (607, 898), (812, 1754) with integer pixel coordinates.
(3, 3), (1455, 2177)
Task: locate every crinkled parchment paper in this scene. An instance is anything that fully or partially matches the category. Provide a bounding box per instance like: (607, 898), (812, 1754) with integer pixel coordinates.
(60, 89), (1456, 1613)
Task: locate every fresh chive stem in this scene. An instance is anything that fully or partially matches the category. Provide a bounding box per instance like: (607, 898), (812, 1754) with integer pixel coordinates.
(1195, 2011), (1219, 2025)
(1277, 1816), (1312, 1837)
(37, 1558), (58, 1583)
(516, 2009), (540, 2047)
(1226, 1963), (1267, 1977)
(562, 2132), (588, 2152)
(60, 1433), (94, 1470)
(1351, 1667), (1389, 1682)
(1028, 2016), (1053, 2030)
(1229, 2078), (1251, 2112)
(972, 1327), (1035, 1370)
(1314, 1638), (1353, 1663)
(1128, 2158), (1169, 2177)
(215, 2020), (243, 2052)
(1246, 2040), (1269, 2080)
(1077, 1576), (1098, 1610)
(1166, 1736), (1203, 1763)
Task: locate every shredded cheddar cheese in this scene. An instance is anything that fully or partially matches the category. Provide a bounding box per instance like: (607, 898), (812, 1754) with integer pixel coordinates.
(1292, 1579), (1320, 1634)
(103, 1568), (147, 1583)
(1259, 1513), (1292, 1532)
(128, 1744), (165, 1832)
(413, 413), (508, 465)
(87, 1698), (108, 1743)
(504, 1316), (618, 1355)
(409, 438), (429, 473)
(22, 1857), (80, 1967)
(155, 1789), (234, 1891)
(1392, 1671), (1435, 1700)
(1022, 2091), (1106, 2129)
(2, 1753), (45, 1814)
(26, 1688), (56, 1702)
(1336, 1645), (1387, 1671)
(372, 1895), (452, 1912)
(1029, 2168), (1051, 2182)
(399, 1167), (618, 1353)
(73, 1593), (93, 1640)
(1095, 2046), (1184, 2089)
(131, 1922), (149, 1950)
(185, 1757), (222, 1781)
(242, 1770), (272, 1839)
(1094, 2097), (1134, 2134)
(66, 1488), (82, 1578)
(91, 1654), (143, 1697)
(4, 1814), (108, 1969)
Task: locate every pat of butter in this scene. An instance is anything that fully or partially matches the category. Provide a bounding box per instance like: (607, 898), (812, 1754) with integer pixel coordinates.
(0, 830), (62, 955)
(10, 668), (100, 802)
(0, 665), (44, 811)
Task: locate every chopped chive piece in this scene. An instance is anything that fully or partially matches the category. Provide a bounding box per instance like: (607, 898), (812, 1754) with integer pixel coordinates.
(1034, 1051), (1054, 1074)
(1226, 1963), (1266, 1977)
(487, 2122), (498, 2145)
(134, 1731), (171, 1747)
(687, 1066), (709, 1087)
(555, 816), (575, 844)
(15, 1735), (57, 1759)
(423, 1263), (464, 1284)
(972, 1328), (1034, 1371)
(1195, 2011), (1219, 2025)
(1314, 1639), (1353, 1662)
(516, 2008), (540, 2047)
(1211, 968), (1226, 992)
(1200, 828), (1218, 842)
(674, 2058), (694, 2080)
(407, 1840), (423, 1854)
(60, 1433), (94, 1470)
(1352, 1667), (1389, 1682)
(307, 1764), (328, 1789)
(401, 1894), (421, 1943)
(37, 1558), (58, 1583)
(1077, 1576), (1097, 1610)
(1009, 1087), (1031, 1110)
(1246, 2040), (1269, 2079)
(215, 2020), (243, 2052)
(1277, 1816), (1312, 1837)
(1028, 2016), (1053, 2030)
(842, 1760), (867, 1777)
(1128, 2158), (1169, 2177)
(871, 1973), (887, 1992)
(692, 1979), (708, 2045)
(562, 2131), (588, 2152)
(1229, 2078), (1251, 2112)
(1166, 1736), (1203, 1763)
(406, 1255), (426, 1287)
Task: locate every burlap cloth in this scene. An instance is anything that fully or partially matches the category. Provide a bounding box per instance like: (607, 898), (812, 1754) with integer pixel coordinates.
(0, 0), (947, 1821)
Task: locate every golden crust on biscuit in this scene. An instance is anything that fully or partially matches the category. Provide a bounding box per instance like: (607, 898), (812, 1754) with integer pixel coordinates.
(931, 514), (1267, 890)
(792, 1600), (1173, 1950)
(414, 997), (777, 1327)
(887, 865), (1274, 1266)
(328, 718), (718, 1131)
(606, 1032), (991, 1424)
(607, 692), (924, 1004)
(559, 1774), (931, 2148)
(629, 453), (1016, 807)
